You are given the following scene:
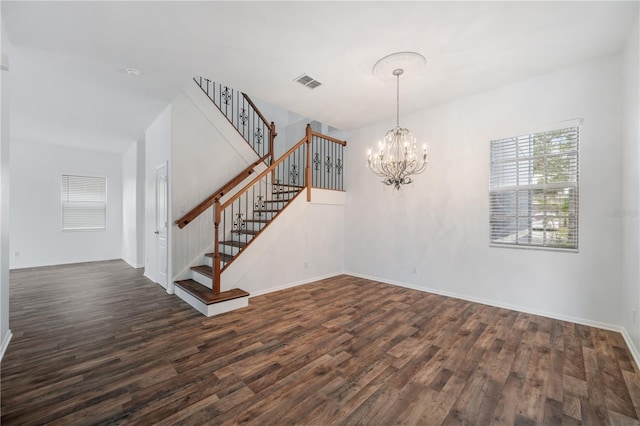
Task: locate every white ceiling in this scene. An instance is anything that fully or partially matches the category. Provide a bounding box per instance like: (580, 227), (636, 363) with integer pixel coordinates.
(2, 1), (638, 153)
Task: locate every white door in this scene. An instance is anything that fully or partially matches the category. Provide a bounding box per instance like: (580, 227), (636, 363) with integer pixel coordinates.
(155, 163), (168, 289)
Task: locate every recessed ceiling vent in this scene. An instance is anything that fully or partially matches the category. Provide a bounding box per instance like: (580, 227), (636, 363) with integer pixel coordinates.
(294, 74), (322, 89)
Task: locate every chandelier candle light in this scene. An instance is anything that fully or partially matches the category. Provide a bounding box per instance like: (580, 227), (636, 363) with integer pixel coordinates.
(367, 52), (428, 190)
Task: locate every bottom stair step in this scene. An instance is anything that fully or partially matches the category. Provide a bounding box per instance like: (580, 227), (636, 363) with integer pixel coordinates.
(174, 279), (249, 305)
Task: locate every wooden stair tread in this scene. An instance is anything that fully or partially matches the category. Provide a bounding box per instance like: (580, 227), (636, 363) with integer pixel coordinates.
(263, 200), (288, 204)
(191, 265), (212, 278)
(272, 184), (304, 189)
(220, 240), (247, 248)
(254, 209), (280, 213)
(272, 189), (300, 194)
(205, 252), (233, 262)
(232, 229), (259, 235)
(174, 279), (249, 305)
(245, 219), (269, 223)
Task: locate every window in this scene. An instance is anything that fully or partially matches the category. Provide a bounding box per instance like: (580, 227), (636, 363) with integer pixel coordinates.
(61, 175), (107, 231)
(490, 126), (579, 251)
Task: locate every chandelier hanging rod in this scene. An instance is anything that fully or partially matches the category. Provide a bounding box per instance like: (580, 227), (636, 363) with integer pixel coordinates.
(393, 68), (403, 127)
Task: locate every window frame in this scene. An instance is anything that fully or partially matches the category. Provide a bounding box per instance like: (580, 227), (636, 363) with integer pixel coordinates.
(61, 174), (108, 232)
(489, 123), (579, 252)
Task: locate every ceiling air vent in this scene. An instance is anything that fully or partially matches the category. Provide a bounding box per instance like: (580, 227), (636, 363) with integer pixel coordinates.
(294, 74), (322, 89)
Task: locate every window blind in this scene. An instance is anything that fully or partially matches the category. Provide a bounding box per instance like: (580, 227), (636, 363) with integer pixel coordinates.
(490, 127), (579, 250)
(61, 175), (107, 230)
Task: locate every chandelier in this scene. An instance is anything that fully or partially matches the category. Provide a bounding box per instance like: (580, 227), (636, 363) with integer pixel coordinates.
(367, 53), (428, 190)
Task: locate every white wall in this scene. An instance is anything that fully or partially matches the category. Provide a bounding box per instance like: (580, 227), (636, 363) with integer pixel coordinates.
(144, 104), (171, 284)
(136, 140), (145, 267)
(1, 17), (11, 359)
(122, 140), (145, 268)
(10, 141), (123, 268)
(345, 54), (624, 328)
(622, 16), (640, 353)
(250, 97), (346, 159)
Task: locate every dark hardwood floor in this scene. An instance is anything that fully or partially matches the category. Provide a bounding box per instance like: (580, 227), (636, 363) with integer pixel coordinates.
(2, 260), (640, 425)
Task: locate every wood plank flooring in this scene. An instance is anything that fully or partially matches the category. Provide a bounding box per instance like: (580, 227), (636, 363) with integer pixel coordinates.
(2, 260), (640, 425)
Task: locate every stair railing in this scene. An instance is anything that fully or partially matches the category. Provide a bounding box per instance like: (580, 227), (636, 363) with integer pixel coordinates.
(309, 130), (347, 192)
(175, 153), (271, 229)
(194, 77), (277, 163)
(210, 124), (347, 293)
(212, 135), (308, 292)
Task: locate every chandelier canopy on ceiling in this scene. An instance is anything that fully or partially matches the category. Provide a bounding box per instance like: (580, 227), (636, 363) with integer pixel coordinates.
(367, 52), (428, 190)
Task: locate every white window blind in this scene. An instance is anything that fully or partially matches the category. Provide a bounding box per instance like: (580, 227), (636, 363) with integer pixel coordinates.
(61, 175), (107, 231)
(490, 127), (579, 251)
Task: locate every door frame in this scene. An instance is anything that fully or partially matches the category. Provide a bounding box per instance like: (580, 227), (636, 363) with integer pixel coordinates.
(155, 161), (172, 294)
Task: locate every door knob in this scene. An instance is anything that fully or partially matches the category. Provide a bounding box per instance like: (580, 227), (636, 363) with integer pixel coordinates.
(154, 231), (159, 234)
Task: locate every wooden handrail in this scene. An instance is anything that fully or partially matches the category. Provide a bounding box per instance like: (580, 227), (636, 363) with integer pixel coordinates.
(221, 135), (308, 210)
(269, 121), (276, 168)
(175, 153), (270, 229)
(310, 130), (347, 146)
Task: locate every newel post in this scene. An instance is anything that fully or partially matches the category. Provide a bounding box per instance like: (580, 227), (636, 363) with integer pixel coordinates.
(305, 123), (312, 202)
(269, 122), (277, 163)
(270, 122), (277, 181)
(213, 200), (221, 294)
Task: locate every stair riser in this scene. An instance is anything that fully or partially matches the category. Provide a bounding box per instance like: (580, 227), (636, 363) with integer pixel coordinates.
(220, 245), (242, 257)
(268, 194), (296, 202)
(242, 222), (266, 232)
(261, 201), (288, 210)
(191, 270), (213, 288)
(252, 211), (278, 220)
(229, 233), (255, 243)
(203, 256), (231, 268)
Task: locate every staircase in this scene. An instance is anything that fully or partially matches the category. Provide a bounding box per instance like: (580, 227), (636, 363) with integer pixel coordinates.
(173, 77), (346, 316)
(175, 183), (302, 314)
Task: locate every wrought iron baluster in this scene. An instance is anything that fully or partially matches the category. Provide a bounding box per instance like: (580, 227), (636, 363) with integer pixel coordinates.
(222, 208), (226, 271)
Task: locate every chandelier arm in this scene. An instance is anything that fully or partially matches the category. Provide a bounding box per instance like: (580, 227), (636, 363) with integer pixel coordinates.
(396, 159), (409, 178)
(413, 161), (429, 175)
(382, 160), (400, 179)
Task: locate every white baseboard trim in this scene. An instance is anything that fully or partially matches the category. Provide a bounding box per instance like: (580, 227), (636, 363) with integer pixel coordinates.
(143, 271), (156, 283)
(345, 271), (640, 367)
(10, 257), (122, 270)
(249, 272), (345, 299)
(621, 329), (640, 371)
(122, 257), (144, 269)
(1, 330), (13, 362)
